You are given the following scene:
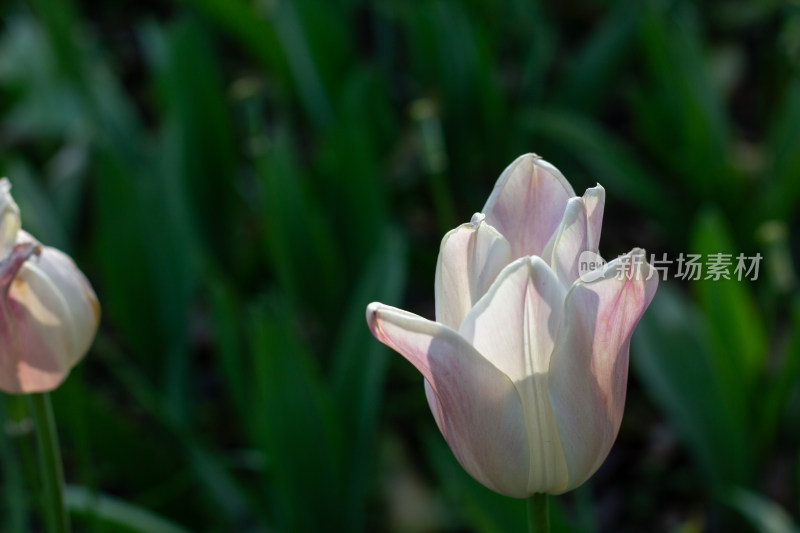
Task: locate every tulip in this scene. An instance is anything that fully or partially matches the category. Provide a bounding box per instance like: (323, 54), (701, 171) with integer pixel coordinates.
(0, 178), (100, 394)
(367, 154), (658, 497)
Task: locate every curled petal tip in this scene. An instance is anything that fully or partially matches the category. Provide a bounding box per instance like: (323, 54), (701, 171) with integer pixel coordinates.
(365, 301), (382, 334)
(469, 212), (486, 226)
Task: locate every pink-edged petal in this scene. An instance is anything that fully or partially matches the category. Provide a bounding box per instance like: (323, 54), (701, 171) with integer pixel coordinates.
(542, 185), (606, 289)
(434, 213), (512, 329)
(458, 256), (569, 494)
(0, 244), (72, 393)
(482, 154), (575, 260)
(547, 248), (658, 491)
(367, 302), (530, 497)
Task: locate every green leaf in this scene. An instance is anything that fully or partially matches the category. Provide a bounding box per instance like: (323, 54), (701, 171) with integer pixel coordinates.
(184, 0), (333, 128)
(762, 75), (800, 220)
(690, 209), (767, 419)
(254, 130), (345, 316)
(67, 485), (192, 533)
(331, 227), (408, 532)
(632, 285), (750, 485)
(0, 396), (29, 533)
(724, 488), (799, 533)
(518, 108), (673, 226)
(556, 1), (640, 112)
(248, 296), (345, 531)
(633, 3), (734, 197)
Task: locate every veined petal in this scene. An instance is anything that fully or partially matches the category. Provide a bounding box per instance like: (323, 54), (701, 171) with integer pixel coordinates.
(434, 214), (512, 329)
(459, 256), (569, 494)
(547, 248), (658, 491)
(483, 154), (575, 260)
(367, 302), (530, 497)
(542, 185), (605, 289)
(0, 179), (21, 257)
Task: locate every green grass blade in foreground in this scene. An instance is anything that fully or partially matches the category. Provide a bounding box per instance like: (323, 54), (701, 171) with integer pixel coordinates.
(690, 209), (766, 424)
(518, 109), (672, 226)
(92, 335), (260, 530)
(634, 3), (733, 197)
(314, 69), (391, 266)
(207, 281), (249, 429)
(183, 0), (332, 127)
(632, 285), (749, 486)
(0, 396), (28, 533)
(66, 486), (191, 533)
(759, 297), (800, 452)
(762, 75), (800, 220)
(248, 297), (345, 531)
(254, 130), (345, 316)
(555, 1), (639, 113)
(724, 488), (799, 533)
(331, 227), (408, 532)
(30, 393), (69, 533)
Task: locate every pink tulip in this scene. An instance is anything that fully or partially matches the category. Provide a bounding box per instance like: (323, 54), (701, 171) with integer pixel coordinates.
(0, 179), (100, 393)
(367, 154), (658, 496)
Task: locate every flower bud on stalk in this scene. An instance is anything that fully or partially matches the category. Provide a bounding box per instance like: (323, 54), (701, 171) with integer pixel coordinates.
(0, 178), (99, 394)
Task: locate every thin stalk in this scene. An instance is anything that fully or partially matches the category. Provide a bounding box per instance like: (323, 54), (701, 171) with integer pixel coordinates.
(527, 493), (549, 533)
(31, 393), (70, 533)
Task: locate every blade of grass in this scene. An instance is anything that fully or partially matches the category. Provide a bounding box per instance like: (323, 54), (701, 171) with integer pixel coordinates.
(331, 227), (408, 532)
(632, 285), (750, 485)
(66, 485), (191, 533)
(248, 296), (345, 531)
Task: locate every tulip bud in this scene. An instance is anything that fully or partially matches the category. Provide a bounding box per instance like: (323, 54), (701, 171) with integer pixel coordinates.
(0, 179), (100, 393)
(367, 154), (658, 497)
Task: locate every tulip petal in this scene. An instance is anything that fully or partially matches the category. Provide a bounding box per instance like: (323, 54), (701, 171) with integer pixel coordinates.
(367, 302), (530, 497)
(483, 154), (575, 260)
(0, 246), (73, 393)
(0, 179), (21, 257)
(459, 256), (569, 494)
(582, 185), (605, 253)
(543, 185), (605, 289)
(547, 249), (658, 491)
(434, 214), (512, 329)
(30, 246), (100, 366)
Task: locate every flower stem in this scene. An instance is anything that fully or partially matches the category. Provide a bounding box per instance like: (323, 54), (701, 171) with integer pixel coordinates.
(527, 493), (550, 533)
(31, 392), (70, 533)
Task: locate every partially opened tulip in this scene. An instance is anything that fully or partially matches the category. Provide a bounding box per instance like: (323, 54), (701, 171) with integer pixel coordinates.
(367, 154), (658, 513)
(0, 178), (100, 394)
(0, 178), (100, 533)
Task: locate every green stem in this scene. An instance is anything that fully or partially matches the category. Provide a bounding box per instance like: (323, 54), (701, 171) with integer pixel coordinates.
(527, 493), (550, 533)
(31, 393), (70, 533)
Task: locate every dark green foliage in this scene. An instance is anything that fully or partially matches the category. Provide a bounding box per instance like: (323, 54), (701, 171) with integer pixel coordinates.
(0, 0), (799, 531)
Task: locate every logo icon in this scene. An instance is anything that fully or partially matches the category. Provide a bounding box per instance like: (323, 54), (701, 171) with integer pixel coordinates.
(577, 251), (608, 282)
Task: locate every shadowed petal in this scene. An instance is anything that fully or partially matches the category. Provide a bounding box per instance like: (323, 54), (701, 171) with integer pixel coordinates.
(483, 154), (575, 260)
(367, 302), (530, 497)
(434, 214), (512, 329)
(22, 236), (101, 366)
(542, 186), (605, 289)
(548, 249), (658, 491)
(459, 256), (569, 493)
(0, 244), (73, 393)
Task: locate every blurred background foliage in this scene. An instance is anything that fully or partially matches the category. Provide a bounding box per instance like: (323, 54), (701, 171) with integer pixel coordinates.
(0, 0), (799, 531)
